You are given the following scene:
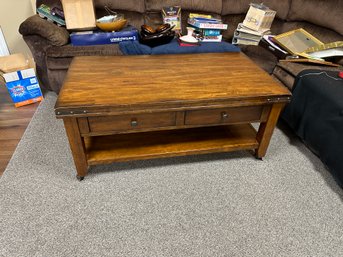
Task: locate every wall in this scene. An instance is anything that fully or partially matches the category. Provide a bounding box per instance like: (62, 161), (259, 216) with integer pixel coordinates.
(0, 0), (35, 57)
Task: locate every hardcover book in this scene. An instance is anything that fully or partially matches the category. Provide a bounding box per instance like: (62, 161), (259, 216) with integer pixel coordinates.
(188, 18), (228, 30)
(232, 37), (259, 46)
(236, 23), (269, 36)
(37, 4), (66, 26)
(259, 36), (289, 59)
(201, 35), (223, 42)
(234, 30), (262, 41)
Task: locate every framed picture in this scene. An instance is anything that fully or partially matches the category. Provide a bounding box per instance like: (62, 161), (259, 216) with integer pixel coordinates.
(273, 28), (323, 56)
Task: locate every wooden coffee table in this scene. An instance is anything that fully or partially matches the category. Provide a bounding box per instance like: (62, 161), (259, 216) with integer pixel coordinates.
(55, 53), (291, 180)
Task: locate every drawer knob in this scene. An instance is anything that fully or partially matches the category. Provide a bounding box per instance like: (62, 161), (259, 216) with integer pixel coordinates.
(131, 119), (138, 127)
(221, 112), (229, 119)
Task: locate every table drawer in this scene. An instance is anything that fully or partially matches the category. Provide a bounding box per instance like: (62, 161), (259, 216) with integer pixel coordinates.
(88, 112), (176, 133)
(185, 106), (263, 126)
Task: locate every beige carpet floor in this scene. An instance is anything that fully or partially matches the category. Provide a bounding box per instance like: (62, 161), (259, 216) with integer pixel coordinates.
(0, 92), (342, 257)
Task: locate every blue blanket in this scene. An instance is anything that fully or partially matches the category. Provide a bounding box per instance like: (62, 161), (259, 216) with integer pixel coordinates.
(119, 39), (240, 55)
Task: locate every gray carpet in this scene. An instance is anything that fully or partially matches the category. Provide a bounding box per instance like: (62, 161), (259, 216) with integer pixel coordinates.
(0, 92), (342, 257)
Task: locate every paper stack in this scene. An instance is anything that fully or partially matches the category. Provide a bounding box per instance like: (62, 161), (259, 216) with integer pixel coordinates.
(232, 3), (275, 46)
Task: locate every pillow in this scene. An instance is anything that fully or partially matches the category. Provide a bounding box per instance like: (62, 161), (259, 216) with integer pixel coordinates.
(119, 38), (240, 55)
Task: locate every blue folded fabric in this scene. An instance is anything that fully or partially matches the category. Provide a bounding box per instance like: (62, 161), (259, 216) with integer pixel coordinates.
(119, 40), (152, 55)
(152, 39), (240, 54)
(119, 39), (240, 55)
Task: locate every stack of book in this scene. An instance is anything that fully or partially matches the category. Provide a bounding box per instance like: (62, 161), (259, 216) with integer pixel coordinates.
(187, 14), (228, 42)
(232, 3), (276, 46)
(232, 23), (270, 46)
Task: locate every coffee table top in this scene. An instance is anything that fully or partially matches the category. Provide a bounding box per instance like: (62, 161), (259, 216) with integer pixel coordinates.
(55, 53), (291, 116)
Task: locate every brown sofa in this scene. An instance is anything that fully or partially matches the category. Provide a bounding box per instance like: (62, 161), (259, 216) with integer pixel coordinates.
(19, 0), (343, 93)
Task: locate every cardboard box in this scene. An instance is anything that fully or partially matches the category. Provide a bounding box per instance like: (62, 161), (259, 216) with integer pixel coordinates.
(61, 0), (96, 30)
(243, 3), (276, 32)
(0, 54), (43, 107)
(0, 53), (28, 73)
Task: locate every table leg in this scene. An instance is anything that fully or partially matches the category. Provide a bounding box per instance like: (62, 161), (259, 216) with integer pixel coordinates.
(63, 117), (88, 180)
(255, 103), (285, 159)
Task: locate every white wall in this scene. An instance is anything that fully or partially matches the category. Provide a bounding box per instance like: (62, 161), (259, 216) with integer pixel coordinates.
(0, 0), (35, 57)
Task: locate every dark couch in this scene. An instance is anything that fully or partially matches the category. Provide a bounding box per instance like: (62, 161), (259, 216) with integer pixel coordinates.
(20, 0), (343, 93)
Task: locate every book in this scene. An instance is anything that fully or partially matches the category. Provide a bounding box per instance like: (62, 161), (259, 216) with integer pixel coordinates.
(193, 28), (222, 36)
(236, 23), (268, 36)
(187, 18), (228, 30)
(162, 6), (181, 32)
(259, 38), (288, 59)
(189, 13), (212, 19)
(37, 4), (66, 26)
(234, 30), (262, 41)
(201, 35), (223, 42)
(232, 36), (259, 46)
(70, 26), (138, 46)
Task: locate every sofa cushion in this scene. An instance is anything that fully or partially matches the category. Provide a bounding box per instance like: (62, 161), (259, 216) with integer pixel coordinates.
(280, 22), (343, 44)
(288, 0), (343, 35)
(239, 45), (278, 74)
(94, 0), (145, 13)
(221, 14), (246, 40)
(222, 0), (291, 20)
(145, 0), (222, 14)
(46, 44), (123, 58)
(19, 15), (69, 46)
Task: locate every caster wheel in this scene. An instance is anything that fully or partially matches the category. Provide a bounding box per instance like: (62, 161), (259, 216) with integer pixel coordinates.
(76, 176), (85, 181)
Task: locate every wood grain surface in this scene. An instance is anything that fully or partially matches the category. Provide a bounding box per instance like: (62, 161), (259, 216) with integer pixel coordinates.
(85, 124), (258, 165)
(55, 53), (291, 116)
(0, 84), (38, 176)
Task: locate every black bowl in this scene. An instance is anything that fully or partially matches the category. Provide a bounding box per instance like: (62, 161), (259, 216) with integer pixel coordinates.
(139, 30), (175, 47)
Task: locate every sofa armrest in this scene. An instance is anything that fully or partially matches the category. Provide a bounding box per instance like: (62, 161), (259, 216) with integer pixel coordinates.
(19, 15), (69, 46)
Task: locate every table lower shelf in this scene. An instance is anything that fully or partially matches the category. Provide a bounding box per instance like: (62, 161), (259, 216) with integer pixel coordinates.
(84, 124), (259, 165)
